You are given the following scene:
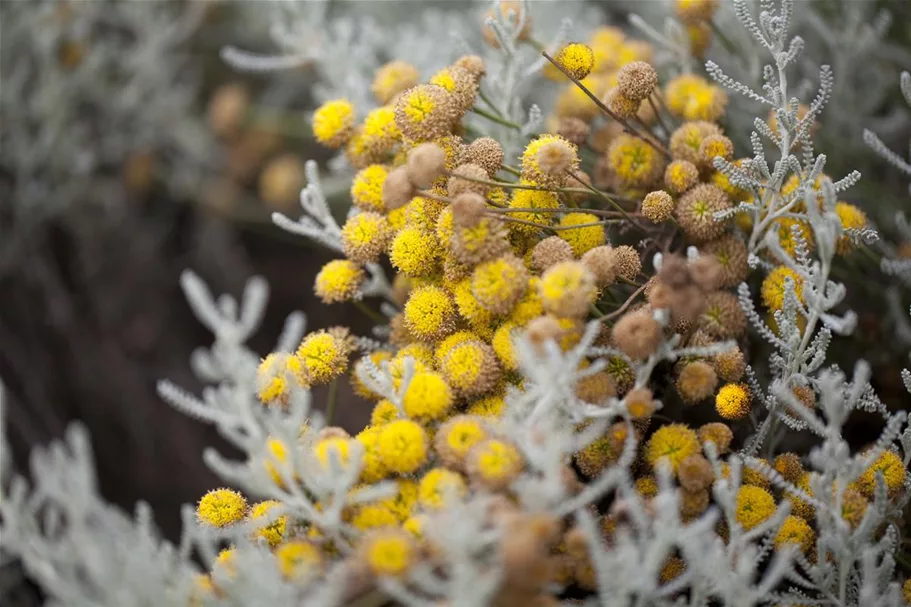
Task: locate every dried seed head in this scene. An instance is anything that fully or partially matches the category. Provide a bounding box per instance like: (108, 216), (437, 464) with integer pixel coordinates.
(603, 87), (640, 119)
(656, 254), (692, 289)
(451, 193), (489, 228)
(669, 121), (723, 166)
(534, 137), (580, 179)
(617, 61), (658, 102)
(258, 154), (305, 210)
(556, 117), (591, 146)
(698, 291), (746, 339)
(575, 370), (617, 404)
(394, 84), (459, 141)
(676, 183), (732, 242)
(713, 346), (746, 382)
(678, 454), (714, 491)
(698, 422), (733, 454)
(406, 142), (448, 189)
(454, 54), (487, 81)
(382, 166), (416, 210)
(525, 315), (565, 349)
(612, 310), (662, 360)
(773, 453), (803, 483)
(613, 245), (641, 281)
(625, 387), (656, 419)
(590, 122), (624, 154)
(699, 134), (734, 163)
(702, 234), (749, 288)
(447, 163), (489, 198)
(676, 360), (718, 403)
(680, 488), (710, 520)
(462, 136), (504, 178)
(581, 245), (618, 288)
(451, 218), (511, 265)
(664, 160), (700, 194)
(208, 83), (250, 139)
(641, 190), (675, 223)
(532, 236), (575, 272)
(688, 255), (723, 291)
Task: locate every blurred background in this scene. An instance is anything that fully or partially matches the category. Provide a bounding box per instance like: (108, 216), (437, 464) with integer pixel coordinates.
(0, 2), (909, 588)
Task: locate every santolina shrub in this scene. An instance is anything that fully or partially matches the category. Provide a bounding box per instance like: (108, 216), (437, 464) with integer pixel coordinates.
(2, 1), (911, 606)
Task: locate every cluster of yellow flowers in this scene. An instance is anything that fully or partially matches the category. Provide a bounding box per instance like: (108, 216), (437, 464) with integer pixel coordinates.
(190, 2), (902, 602)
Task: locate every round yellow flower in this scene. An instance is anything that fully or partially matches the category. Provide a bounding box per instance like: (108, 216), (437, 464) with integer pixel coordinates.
(467, 439), (524, 490)
(760, 266), (804, 311)
(377, 420), (429, 474)
(735, 485), (776, 530)
(356, 426), (388, 483)
(402, 371), (454, 421)
(361, 105), (401, 152)
(275, 541), (322, 580)
(491, 321), (519, 370)
(351, 501), (399, 531)
(418, 467), (467, 509)
(774, 515), (815, 554)
(372, 60), (420, 104)
(506, 186), (560, 235)
(312, 98), (355, 148)
(314, 259), (363, 304)
(314, 437), (353, 470)
(197, 488), (247, 527)
(715, 383), (751, 420)
(351, 164), (388, 212)
(555, 42), (595, 79)
(774, 217), (814, 258)
(434, 415), (489, 468)
(538, 261), (598, 318)
(440, 340), (502, 397)
(471, 255), (529, 316)
(558, 212), (605, 256)
(452, 278), (497, 338)
(467, 393), (506, 418)
(249, 500), (286, 546)
(834, 202), (867, 255)
(644, 424), (700, 473)
(855, 449), (906, 499)
(370, 399), (399, 426)
(256, 353), (308, 405)
(403, 285), (457, 342)
(394, 84), (458, 142)
(390, 226), (441, 277)
(509, 277), (545, 325)
(360, 528), (416, 577)
(434, 330), (480, 366)
(341, 212), (391, 264)
(297, 329), (351, 384)
(608, 133), (665, 188)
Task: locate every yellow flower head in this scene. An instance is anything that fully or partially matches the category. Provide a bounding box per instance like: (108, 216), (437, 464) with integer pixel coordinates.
(507, 185), (560, 235)
(394, 84), (458, 141)
(418, 467), (467, 510)
(607, 134), (665, 188)
(774, 217), (814, 259)
(669, 120), (722, 166)
(715, 383), (751, 420)
(377, 419), (429, 474)
(509, 277), (545, 326)
(467, 439), (524, 490)
(362, 105), (402, 153)
(249, 500), (286, 546)
(430, 66), (478, 112)
(390, 226), (441, 277)
(441, 340), (502, 397)
(265, 437), (290, 486)
(522, 134), (580, 187)
(774, 515), (815, 554)
(296, 329), (352, 384)
(352, 351), (393, 400)
(664, 160), (700, 195)
(834, 202), (867, 255)
(314, 259), (364, 304)
(351, 164), (389, 213)
(676, 0), (720, 24)
(350, 500), (398, 531)
(312, 98), (355, 148)
(356, 425), (388, 483)
(471, 255), (529, 316)
(558, 212), (605, 256)
(434, 415), (489, 467)
(664, 74), (726, 121)
(555, 42), (595, 80)
(275, 541), (322, 580)
(467, 393), (507, 418)
(256, 353), (308, 405)
(538, 260), (599, 318)
(403, 371), (454, 421)
(370, 399), (400, 426)
(404, 285), (457, 342)
(491, 321), (519, 371)
(372, 60), (420, 104)
(197, 488), (247, 527)
(856, 449), (906, 498)
(760, 266), (804, 311)
(452, 278), (497, 337)
(361, 528), (416, 577)
(645, 424), (700, 473)
(735, 485), (776, 530)
(341, 212), (391, 264)
(434, 330), (480, 366)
